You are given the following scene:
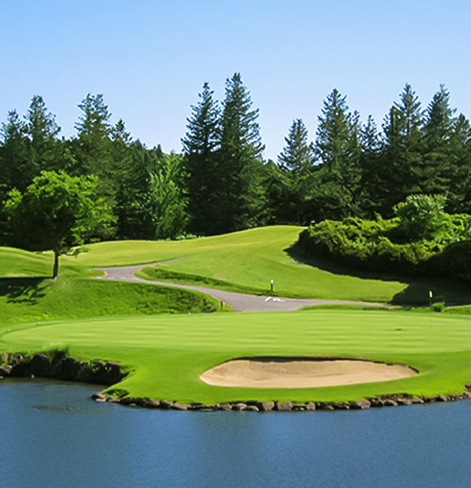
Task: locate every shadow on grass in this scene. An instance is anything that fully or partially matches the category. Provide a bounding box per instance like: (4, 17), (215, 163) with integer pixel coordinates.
(0, 277), (48, 305)
(285, 243), (471, 306)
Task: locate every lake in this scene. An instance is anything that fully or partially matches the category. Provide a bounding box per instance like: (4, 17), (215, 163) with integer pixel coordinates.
(1, 379), (471, 487)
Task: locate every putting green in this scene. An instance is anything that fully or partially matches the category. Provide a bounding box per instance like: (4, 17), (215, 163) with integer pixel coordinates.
(3, 309), (471, 404)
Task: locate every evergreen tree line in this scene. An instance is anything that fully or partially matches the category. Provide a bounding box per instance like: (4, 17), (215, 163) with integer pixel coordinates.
(1, 75), (471, 246)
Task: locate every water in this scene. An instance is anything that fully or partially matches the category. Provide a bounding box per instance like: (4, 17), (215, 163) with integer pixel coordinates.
(1, 379), (471, 487)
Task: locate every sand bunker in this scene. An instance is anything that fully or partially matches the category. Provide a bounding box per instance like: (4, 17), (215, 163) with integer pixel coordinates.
(200, 357), (417, 388)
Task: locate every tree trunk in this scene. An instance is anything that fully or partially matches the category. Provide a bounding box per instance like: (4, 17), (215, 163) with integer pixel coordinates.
(53, 251), (59, 280)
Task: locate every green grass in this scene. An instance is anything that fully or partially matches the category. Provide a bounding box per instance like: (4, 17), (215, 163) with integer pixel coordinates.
(57, 226), (471, 304)
(0, 247), (223, 322)
(3, 310), (471, 404)
(0, 279), (221, 324)
(0, 247), (97, 279)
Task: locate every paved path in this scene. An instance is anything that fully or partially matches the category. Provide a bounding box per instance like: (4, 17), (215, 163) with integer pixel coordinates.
(95, 264), (387, 313)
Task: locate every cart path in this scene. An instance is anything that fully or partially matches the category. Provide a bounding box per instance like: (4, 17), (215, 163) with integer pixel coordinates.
(95, 264), (388, 313)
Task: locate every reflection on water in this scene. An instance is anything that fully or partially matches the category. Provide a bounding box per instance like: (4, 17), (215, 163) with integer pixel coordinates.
(1, 378), (471, 487)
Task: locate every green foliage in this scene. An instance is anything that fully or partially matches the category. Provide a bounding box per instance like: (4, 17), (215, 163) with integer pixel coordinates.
(433, 302), (446, 312)
(149, 154), (188, 239)
(4, 171), (112, 278)
(298, 202), (471, 282)
(393, 194), (447, 241)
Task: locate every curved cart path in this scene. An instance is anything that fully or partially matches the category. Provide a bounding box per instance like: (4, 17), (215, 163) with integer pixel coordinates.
(95, 264), (388, 313)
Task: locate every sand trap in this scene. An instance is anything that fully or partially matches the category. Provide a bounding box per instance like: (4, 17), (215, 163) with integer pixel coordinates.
(200, 357), (417, 388)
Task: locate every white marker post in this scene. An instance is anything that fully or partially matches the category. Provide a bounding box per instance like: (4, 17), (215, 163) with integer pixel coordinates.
(270, 279), (274, 293)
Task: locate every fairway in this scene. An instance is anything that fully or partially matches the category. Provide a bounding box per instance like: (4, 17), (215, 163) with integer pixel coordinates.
(56, 226), (471, 304)
(3, 310), (471, 404)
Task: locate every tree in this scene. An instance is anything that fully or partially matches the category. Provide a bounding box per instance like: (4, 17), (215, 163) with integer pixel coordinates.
(73, 93), (113, 183)
(181, 82), (220, 235)
(25, 95), (61, 174)
(217, 73), (266, 233)
(358, 115), (382, 215)
(313, 89), (362, 219)
(110, 121), (153, 239)
(448, 114), (471, 212)
(379, 84), (423, 211)
(394, 194), (446, 241)
(0, 110), (29, 193)
(148, 154), (188, 239)
(4, 171), (110, 279)
(277, 118), (314, 223)
(416, 85), (456, 195)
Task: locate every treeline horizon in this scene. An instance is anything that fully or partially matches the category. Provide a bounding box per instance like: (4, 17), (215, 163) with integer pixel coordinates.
(1, 74), (470, 246)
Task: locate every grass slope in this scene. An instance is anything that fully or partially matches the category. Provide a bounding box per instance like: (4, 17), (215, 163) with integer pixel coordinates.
(3, 310), (471, 404)
(62, 226), (470, 304)
(0, 248), (221, 322)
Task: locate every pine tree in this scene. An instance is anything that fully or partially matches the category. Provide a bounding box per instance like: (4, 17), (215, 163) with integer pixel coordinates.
(448, 114), (471, 212)
(181, 82), (220, 235)
(73, 94), (116, 237)
(0, 110), (29, 193)
(73, 93), (112, 178)
(313, 89), (362, 219)
(25, 95), (61, 174)
(416, 85), (455, 195)
(277, 118), (314, 223)
(358, 115), (382, 215)
(216, 73), (266, 233)
(379, 84), (424, 213)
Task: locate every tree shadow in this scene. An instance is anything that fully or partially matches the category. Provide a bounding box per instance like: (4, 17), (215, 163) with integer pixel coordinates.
(0, 277), (49, 305)
(285, 243), (471, 306)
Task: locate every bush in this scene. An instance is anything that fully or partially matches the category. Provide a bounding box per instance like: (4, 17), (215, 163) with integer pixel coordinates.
(297, 199), (471, 283)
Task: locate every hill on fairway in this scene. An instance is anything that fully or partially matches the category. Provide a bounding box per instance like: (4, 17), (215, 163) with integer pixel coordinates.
(64, 226), (471, 304)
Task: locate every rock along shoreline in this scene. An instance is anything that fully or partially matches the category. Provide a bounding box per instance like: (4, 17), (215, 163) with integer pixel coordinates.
(2, 351), (471, 413)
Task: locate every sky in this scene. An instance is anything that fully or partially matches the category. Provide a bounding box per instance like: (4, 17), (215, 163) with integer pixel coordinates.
(0, 0), (470, 161)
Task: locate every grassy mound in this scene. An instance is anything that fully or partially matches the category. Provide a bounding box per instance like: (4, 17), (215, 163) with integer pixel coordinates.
(0, 247), (222, 322)
(3, 310), (471, 404)
(0, 279), (221, 324)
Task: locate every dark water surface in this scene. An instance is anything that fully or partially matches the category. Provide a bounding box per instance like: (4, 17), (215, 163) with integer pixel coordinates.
(1, 379), (471, 487)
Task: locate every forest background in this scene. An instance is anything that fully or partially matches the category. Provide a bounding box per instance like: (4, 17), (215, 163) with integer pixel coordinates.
(1, 74), (470, 246)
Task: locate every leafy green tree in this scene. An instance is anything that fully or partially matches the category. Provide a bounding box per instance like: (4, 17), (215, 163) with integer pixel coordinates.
(394, 194), (446, 241)
(217, 73), (266, 233)
(313, 89), (362, 219)
(4, 171), (111, 279)
(148, 154), (188, 239)
(277, 118), (314, 223)
(181, 82), (220, 235)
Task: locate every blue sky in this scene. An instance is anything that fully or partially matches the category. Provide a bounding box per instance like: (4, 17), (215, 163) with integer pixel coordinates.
(0, 0), (469, 160)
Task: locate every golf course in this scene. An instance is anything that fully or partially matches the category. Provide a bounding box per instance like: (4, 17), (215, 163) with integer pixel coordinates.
(2, 225), (471, 407)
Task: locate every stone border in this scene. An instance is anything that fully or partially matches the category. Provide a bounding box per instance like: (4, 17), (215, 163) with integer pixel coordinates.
(94, 392), (471, 412)
(2, 351), (471, 412)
